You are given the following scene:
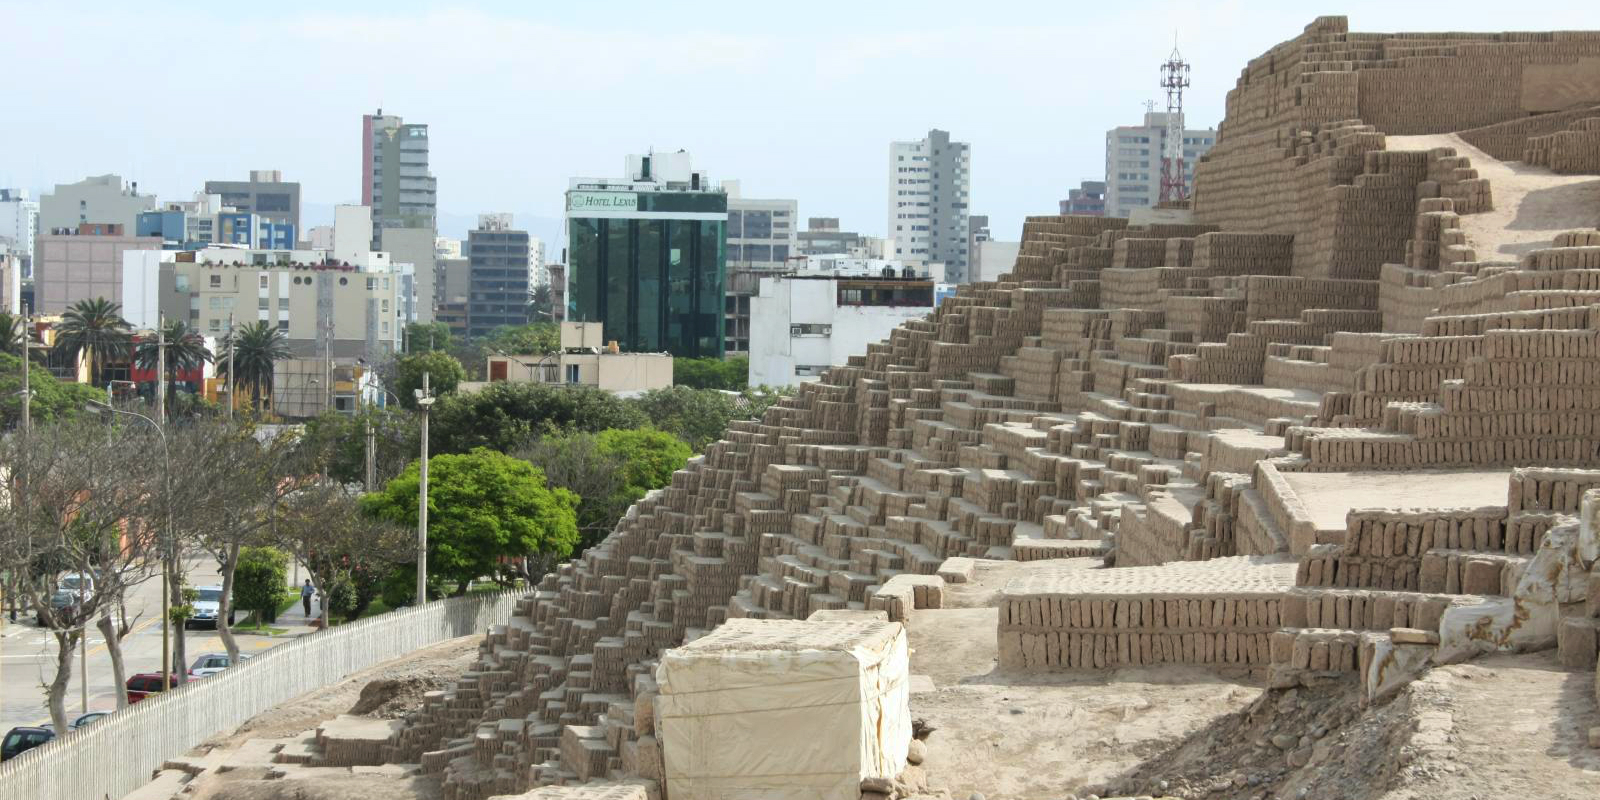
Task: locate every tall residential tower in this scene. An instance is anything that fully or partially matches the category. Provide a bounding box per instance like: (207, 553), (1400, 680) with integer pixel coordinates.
(361, 109), (438, 244)
(888, 129), (970, 281)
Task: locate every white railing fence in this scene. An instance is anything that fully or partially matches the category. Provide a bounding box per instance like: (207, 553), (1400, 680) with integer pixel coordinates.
(0, 589), (522, 800)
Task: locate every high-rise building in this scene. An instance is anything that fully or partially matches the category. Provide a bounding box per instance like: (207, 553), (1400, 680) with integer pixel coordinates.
(722, 180), (797, 354)
(35, 223), (161, 314)
(204, 170), (301, 230)
(1061, 180), (1107, 216)
(0, 189), (39, 277)
(361, 109), (437, 244)
(888, 129), (971, 281)
(37, 174), (158, 238)
(465, 214), (531, 338)
(565, 151), (726, 358)
(1103, 113), (1216, 217)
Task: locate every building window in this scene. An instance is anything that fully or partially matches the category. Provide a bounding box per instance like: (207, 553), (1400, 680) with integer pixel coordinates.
(209, 274), (222, 288)
(566, 364), (580, 384)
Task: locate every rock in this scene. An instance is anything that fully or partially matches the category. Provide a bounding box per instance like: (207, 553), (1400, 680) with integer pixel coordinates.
(1390, 627), (1440, 645)
(967, 793), (986, 800)
(1288, 746), (1313, 768)
(862, 776), (895, 794)
(861, 792), (890, 800)
(907, 739), (927, 765)
(1270, 733), (1298, 750)
(1009, 707), (1024, 715)
(912, 717), (938, 740)
(1589, 726), (1600, 748)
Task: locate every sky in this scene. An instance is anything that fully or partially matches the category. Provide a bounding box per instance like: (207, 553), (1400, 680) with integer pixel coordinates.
(0, 0), (1592, 243)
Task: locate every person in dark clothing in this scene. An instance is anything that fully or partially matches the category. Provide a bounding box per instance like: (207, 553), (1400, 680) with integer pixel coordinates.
(301, 580), (314, 617)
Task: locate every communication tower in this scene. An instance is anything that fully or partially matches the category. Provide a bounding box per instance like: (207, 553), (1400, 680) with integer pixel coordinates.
(1159, 42), (1192, 203)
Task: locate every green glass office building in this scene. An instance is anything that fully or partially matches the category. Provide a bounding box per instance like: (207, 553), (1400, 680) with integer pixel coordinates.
(566, 188), (726, 358)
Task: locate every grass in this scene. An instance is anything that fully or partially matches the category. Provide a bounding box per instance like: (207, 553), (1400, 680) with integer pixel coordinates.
(230, 624), (288, 635)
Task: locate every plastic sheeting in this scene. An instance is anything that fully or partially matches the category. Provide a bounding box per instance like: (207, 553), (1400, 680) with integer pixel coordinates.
(656, 618), (911, 800)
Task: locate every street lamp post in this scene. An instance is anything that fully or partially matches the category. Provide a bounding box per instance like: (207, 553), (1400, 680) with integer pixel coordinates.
(85, 401), (173, 691)
(414, 373), (434, 605)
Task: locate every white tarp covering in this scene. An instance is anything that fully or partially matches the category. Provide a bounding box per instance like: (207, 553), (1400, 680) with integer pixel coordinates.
(655, 618), (911, 800)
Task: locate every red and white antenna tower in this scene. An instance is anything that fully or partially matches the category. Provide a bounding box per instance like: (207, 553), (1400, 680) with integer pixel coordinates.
(1159, 39), (1192, 203)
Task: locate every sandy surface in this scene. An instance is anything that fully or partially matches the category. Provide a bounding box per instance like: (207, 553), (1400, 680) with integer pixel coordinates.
(1281, 469), (1508, 531)
(907, 559), (1263, 799)
(1388, 133), (1600, 260)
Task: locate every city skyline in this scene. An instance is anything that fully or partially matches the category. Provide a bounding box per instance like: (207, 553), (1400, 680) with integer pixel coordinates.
(0, 0), (1592, 242)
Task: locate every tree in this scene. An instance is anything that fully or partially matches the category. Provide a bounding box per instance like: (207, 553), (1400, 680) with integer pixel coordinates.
(404, 322), (453, 354)
(0, 418), (163, 727)
(483, 323), (559, 356)
(673, 356), (749, 391)
(299, 406), (420, 486)
(527, 284), (556, 322)
(135, 319), (212, 391)
(0, 311), (34, 359)
(360, 449), (579, 594)
(52, 298), (131, 387)
(233, 546), (291, 629)
(395, 351), (466, 410)
(218, 321), (290, 412)
(276, 482), (412, 626)
(631, 385), (789, 450)
(0, 353), (106, 430)
(516, 428), (689, 550)
(428, 382), (648, 454)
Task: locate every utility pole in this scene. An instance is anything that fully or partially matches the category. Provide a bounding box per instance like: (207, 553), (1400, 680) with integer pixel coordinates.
(157, 315), (171, 691)
(226, 313), (235, 420)
(415, 372), (434, 604)
(323, 316), (333, 414)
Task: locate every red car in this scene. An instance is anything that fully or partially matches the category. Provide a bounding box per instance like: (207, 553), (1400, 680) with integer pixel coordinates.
(126, 673), (180, 703)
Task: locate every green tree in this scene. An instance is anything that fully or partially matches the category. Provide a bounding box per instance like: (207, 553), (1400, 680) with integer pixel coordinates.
(360, 449), (579, 594)
(218, 321), (291, 411)
(135, 319), (212, 413)
(51, 298), (131, 387)
(299, 406), (420, 486)
(631, 385), (787, 450)
(673, 356), (748, 390)
(482, 322), (560, 355)
(0, 311), (32, 358)
(232, 546), (291, 628)
(428, 381), (648, 454)
(275, 482), (412, 624)
(516, 428), (689, 549)
(0, 353), (106, 429)
(395, 350), (467, 409)
(527, 284), (556, 322)
(404, 322), (452, 354)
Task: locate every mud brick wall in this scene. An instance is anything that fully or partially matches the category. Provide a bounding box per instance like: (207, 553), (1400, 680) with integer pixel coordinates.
(1459, 105), (1600, 160)
(1357, 39), (1600, 135)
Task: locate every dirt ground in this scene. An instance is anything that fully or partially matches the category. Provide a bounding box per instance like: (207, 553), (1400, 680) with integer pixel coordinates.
(906, 559), (1264, 800)
(125, 636), (480, 800)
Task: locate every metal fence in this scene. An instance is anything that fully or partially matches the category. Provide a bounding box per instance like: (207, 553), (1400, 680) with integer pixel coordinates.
(0, 589), (522, 800)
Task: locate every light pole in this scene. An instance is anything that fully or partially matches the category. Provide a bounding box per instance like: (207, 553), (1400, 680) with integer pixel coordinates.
(414, 372), (434, 605)
(85, 401), (173, 691)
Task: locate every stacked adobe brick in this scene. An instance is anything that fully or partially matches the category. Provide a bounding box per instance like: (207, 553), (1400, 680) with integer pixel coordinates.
(354, 17), (1600, 796)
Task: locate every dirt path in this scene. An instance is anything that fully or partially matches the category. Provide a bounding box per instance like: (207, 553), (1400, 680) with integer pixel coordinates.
(1388, 132), (1600, 260)
(1380, 652), (1600, 800)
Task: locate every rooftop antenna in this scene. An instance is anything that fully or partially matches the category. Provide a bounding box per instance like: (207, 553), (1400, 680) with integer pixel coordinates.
(1159, 34), (1192, 204)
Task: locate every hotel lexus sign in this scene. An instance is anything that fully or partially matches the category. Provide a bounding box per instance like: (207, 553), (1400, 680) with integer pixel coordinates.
(567, 191), (638, 217)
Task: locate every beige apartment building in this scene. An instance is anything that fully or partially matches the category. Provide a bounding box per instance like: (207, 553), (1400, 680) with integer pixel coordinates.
(478, 322), (672, 394)
(36, 224), (161, 313)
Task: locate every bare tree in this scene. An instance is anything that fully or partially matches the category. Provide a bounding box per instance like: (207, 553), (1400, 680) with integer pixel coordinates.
(272, 481), (411, 628)
(165, 419), (304, 664)
(0, 419), (162, 728)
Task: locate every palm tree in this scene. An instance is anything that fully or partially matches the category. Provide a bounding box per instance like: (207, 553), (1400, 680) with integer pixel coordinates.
(52, 298), (132, 387)
(0, 311), (27, 358)
(218, 321), (290, 412)
(135, 319), (213, 406)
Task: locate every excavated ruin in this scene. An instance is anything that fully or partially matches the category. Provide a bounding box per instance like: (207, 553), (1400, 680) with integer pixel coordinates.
(279, 16), (1600, 800)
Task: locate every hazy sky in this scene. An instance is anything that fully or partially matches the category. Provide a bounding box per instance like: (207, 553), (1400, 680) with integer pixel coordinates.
(1, 1), (1591, 242)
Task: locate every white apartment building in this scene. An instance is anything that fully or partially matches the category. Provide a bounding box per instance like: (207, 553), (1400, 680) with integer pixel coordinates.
(0, 189), (39, 273)
(1103, 112), (1217, 218)
(748, 255), (935, 388)
(888, 129), (971, 281)
(37, 174), (158, 235)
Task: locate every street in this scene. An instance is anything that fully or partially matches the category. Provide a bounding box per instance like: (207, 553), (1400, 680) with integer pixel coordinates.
(0, 558), (316, 730)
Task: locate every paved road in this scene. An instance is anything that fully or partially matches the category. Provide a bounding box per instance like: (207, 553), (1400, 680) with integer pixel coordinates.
(0, 558), (318, 730)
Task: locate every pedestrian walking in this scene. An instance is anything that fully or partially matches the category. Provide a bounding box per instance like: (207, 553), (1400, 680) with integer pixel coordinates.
(301, 579), (314, 617)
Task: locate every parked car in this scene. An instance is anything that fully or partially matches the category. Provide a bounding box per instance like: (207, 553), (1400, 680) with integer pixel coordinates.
(34, 588), (79, 626)
(57, 572), (94, 596)
(187, 585), (234, 629)
(1, 726), (53, 761)
(188, 652), (252, 678)
(69, 712), (108, 730)
(126, 673), (180, 703)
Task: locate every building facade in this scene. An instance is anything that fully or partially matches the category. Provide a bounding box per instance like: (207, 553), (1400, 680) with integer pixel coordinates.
(35, 224), (162, 314)
(480, 324), (671, 394)
(203, 170), (301, 230)
(723, 182), (798, 354)
(1061, 180), (1107, 215)
(0, 188), (39, 274)
(972, 239), (1022, 283)
(465, 214), (530, 338)
(566, 152), (726, 358)
(361, 109), (437, 244)
(888, 129), (971, 280)
(37, 174), (158, 237)
(748, 257), (934, 388)
(1103, 113), (1216, 217)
